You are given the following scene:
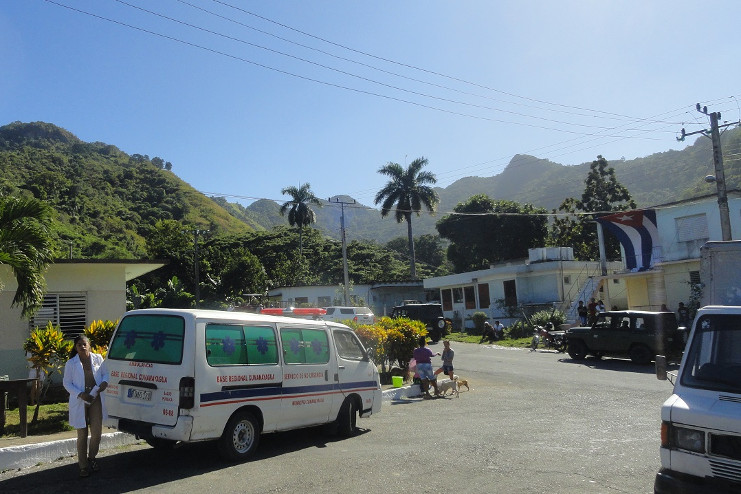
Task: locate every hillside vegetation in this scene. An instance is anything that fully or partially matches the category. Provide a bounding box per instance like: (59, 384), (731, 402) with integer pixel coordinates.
(0, 121), (251, 258)
(3, 121), (740, 259)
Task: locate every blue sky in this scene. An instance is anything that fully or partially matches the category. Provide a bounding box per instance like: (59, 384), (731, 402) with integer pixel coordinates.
(3, 1), (741, 208)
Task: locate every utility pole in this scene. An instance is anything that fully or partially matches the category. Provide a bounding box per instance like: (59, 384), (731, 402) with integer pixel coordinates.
(677, 104), (738, 241)
(192, 229), (209, 308)
(329, 197), (355, 306)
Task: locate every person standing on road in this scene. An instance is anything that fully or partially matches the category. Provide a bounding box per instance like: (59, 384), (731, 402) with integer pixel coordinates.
(434, 340), (455, 382)
(577, 301), (588, 325)
(413, 336), (440, 399)
(677, 302), (690, 325)
(63, 335), (109, 478)
(587, 298), (598, 324)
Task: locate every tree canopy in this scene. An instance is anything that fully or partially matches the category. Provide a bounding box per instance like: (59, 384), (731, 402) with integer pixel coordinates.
(436, 194), (548, 273)
(0, 194), (55, 317)
(375, 157), (439, 278)
(549, 155), (636, 260)
(280, 183), (322, 257)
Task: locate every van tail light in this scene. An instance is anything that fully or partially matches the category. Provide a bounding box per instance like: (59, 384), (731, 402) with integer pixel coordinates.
(179, 377), (195, 409)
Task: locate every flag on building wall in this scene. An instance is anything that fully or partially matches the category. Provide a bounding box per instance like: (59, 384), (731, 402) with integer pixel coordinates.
(596, 209), (659, 271)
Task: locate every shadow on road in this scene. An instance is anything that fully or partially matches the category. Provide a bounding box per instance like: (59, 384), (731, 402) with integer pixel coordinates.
(0, 426), (370, 493)
(556, 355), (680, 375)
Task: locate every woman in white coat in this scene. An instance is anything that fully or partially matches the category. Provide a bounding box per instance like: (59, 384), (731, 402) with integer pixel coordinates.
(63, 335), (109, 477)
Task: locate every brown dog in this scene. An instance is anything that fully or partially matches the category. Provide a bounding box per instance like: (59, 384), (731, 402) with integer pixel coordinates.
(453, 375), (470, 391)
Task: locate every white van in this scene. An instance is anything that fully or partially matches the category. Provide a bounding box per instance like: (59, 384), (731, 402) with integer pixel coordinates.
(103, 308), (382, 460)
(322, 306), (375, 325)
(655, 306), (741, 492)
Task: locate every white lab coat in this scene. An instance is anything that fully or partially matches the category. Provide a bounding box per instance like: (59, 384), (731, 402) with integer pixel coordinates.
(63, 353), (109, 429)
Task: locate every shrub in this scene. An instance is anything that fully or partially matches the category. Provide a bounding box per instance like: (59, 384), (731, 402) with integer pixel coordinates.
(468, 312), (489, 335)
(529, 309), (566, 328)
(84, 319), (118, 356)
(505, 320), (530, 339)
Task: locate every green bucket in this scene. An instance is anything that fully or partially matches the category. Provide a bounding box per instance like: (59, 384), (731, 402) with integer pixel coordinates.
(392, 375), (403, 388)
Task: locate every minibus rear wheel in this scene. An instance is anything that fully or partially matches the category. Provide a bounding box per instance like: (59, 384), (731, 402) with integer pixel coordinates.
(218, 411), (260, 461)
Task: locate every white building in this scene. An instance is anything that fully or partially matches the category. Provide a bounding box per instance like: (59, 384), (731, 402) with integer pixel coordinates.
(423, 247), (626, 328)
(0, 260), (164, 379)
(613, 190), (741, 312)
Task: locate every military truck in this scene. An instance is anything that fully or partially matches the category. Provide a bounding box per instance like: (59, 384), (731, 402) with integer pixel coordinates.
(565, 310), (685, 364)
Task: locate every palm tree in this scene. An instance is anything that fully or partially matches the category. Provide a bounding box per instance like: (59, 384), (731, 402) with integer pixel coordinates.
(375, 157), (439, 278)
(0, 195), (55, 317)
(279, 183), (322, 257)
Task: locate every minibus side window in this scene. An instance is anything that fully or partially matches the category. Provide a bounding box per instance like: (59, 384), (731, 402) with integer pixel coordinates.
(206, 324), (278, 366)
(281, 328), (329, 364)
(334, 330), (366, 360)
(108, 315), (185, 364)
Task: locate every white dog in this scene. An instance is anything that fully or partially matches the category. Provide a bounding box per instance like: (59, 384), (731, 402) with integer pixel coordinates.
(436, 378), (459, 397)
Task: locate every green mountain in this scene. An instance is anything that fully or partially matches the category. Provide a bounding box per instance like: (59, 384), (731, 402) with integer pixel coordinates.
(4, 121), (740, 257)
(0, 121), (251, 258)
(242, 128), (741, 243)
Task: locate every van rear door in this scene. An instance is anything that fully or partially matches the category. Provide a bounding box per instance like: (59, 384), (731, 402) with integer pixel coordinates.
(105, 313), (191, 428)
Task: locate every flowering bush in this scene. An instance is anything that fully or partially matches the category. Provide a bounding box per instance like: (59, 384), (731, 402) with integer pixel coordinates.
(347, 316), (426, 371)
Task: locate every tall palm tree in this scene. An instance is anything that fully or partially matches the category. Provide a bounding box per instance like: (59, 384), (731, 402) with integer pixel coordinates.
(375, 157), (439, 278)
(0, 195), (55, 317)
(280, 183), (322, 257)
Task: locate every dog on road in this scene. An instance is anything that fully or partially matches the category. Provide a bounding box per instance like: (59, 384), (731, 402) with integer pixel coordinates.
(437, 378), (458, 397)
(453, 375), (470, 391)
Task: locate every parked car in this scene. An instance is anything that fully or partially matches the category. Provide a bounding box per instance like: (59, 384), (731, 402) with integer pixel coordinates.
(322, 306), (375, 325)
(390, 303), (450, 342)
(565, 310), (685, 364)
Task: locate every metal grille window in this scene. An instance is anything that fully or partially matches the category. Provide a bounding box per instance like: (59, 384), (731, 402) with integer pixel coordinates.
(29, 293), (87, 337)
(676, 214), (709, 242)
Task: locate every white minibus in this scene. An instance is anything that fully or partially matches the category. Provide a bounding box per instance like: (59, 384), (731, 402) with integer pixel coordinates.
(104, 309), (382, 460)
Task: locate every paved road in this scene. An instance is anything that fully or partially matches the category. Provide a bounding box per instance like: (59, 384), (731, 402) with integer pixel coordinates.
(0, 341), (675, 493)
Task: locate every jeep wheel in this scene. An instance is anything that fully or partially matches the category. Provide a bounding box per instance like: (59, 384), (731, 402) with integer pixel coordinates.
(567, 340), (587, 360)
(629, 345), (652, 365)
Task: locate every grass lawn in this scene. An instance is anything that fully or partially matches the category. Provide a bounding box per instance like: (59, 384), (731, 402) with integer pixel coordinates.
(1, 402), (73, 438)
(445, 331), (533, 349)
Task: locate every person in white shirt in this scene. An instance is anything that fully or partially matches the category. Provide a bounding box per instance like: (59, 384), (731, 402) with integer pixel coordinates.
(63, 335), (109, 478)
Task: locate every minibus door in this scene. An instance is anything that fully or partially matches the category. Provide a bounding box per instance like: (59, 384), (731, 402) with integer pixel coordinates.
(279, 326), (335, 428)
(332, 328), (378, 413)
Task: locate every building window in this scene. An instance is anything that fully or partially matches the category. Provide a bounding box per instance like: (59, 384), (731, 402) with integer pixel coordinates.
(689, 271), (701, 285)
(294, 297), (309, 305)
(477, 283), (490, 309)
(452, 287), (464, 304)
(317, 296), (331, 307)
(563, 276), (571, 285)
(441, 289), (453, 311)
(503, 280), (517, 308)
(464, 286), (476, 309)
(29, 293), (87, 337)
(676, 214), (708, 256)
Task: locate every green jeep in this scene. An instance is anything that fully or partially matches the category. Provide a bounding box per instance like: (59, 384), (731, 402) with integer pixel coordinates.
(390, 303), (449, 342)
(565, 310), (685, 364)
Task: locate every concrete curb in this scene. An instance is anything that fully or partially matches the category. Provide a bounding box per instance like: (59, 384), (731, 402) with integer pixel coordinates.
(1, 386), (419, 471)
(0, 432), (139, 471)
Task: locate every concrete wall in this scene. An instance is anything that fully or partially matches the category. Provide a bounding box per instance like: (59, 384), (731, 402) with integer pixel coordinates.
(0, 264), (129, 379)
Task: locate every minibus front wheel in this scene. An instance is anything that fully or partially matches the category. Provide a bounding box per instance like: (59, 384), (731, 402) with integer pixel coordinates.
(218, 411), (261, 461)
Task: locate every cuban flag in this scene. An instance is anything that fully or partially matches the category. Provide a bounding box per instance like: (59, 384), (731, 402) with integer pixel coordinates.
(596, 209), (659, 271)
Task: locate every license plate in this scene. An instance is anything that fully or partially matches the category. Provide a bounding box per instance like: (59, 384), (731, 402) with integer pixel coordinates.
(127, 388), (152, 401)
